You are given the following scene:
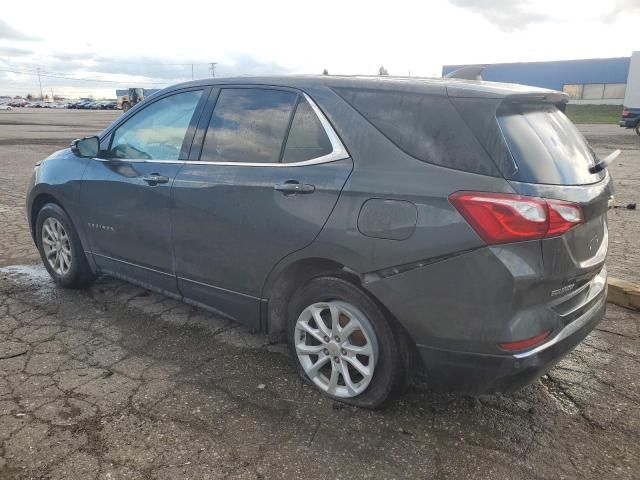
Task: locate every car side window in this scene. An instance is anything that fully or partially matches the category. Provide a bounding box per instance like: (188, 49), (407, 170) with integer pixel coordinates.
(200, 88), (297, 163)
(334, 87), (500, 176)
(110, 90), (202, 160)
(282, 98), (333, 163)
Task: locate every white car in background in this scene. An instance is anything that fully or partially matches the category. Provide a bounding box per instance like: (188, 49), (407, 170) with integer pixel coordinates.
(0, 103), (13, 110)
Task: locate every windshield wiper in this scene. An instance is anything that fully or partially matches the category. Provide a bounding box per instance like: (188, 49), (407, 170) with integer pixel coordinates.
(589, 149), (621, 174)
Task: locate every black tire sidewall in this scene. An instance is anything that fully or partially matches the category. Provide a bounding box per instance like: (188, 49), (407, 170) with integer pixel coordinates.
(287, 276), (404, 409)
(36, 204), (89, 288)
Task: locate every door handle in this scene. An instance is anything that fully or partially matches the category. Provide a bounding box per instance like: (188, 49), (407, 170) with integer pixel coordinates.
(142, 174), (170, 185)
(274, 181), (315, 194)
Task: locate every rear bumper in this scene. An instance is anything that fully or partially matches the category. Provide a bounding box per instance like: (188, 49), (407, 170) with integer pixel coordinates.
(619, 118), (639, 128)
(417, 282), (607, 394)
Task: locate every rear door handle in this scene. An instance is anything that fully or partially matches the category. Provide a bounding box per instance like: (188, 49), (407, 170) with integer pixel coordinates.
(142, 174), (170, 185)
(274, 181), (315, 194)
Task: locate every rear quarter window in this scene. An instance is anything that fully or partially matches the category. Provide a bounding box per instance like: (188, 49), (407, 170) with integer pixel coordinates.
(282, 98), (333, 163)
(333, 87), (500, 176)
(497, 104), (605, 185)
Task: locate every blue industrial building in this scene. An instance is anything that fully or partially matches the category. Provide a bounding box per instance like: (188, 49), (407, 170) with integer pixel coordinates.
(442, 57), (631, 104)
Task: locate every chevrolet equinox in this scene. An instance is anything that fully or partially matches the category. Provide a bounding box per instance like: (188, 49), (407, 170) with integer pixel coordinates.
(26, 76), (612, 408)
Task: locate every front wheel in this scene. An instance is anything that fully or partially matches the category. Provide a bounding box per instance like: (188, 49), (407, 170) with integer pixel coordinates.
(288, 276), (405, 408)
(121, 101), (130, 112)
(36, 203), (96, 289)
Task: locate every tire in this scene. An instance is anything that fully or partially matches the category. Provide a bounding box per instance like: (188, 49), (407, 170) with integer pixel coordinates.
(635, 122), (639, 136)
(36, 203), (95, 289)
(121, 101), (130, 112)
(287, 275), (405, 408)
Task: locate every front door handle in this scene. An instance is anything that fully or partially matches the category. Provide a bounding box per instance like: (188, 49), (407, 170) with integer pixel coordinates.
(142, 174), (170, 185)
(274, 181), (315, 194)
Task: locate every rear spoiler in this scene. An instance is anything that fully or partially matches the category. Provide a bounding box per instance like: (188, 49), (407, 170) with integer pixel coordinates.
(444, 66), (485, 80)
(447, 85), (569, 111)
(502, 93), (570, 112)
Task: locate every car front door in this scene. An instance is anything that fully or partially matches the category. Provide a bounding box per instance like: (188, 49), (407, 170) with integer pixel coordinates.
(171, 87), (353, 326)
(80, 88), (206, 294)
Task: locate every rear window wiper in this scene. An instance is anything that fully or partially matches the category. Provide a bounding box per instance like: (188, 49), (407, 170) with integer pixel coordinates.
(589, 149), (621, 174)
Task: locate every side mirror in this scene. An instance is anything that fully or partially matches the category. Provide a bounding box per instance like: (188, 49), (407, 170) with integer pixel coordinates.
(70, 136), (100, 158)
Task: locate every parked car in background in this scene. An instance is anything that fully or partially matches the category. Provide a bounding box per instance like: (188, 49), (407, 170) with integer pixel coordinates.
(620, 106), (640, 135)
(26, 76), (613, 408)
(101, 100), (118, 110)
(0, 103), (13, 110)
(68, 99), (93, 109)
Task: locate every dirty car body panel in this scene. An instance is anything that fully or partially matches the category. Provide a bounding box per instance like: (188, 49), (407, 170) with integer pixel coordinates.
(27, 75), (612, 395)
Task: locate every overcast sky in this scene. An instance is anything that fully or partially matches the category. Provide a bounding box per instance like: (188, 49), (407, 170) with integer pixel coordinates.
(0, 0), (638, 98)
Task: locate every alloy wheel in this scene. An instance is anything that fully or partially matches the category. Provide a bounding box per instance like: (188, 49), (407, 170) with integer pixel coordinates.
(41, 217), (72, 276)
(294, 300), (378, 398)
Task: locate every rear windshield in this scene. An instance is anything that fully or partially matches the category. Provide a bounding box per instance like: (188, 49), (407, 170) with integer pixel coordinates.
(497, 104), (604, 185)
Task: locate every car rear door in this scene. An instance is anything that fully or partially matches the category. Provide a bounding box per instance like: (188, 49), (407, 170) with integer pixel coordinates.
(170, 86), (352, 327)
(80, 88), (207, 294)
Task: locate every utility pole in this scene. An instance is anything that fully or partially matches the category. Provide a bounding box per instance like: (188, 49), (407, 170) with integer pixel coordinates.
(36, 67), (44, 100)
(209, 62), (217, 78)
(191, 63), (194, 80)
(50, 88), (54, 102)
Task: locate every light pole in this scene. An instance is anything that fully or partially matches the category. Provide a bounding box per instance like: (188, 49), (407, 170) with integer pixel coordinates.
(209, 62), (217, 78)
(36, 67), (44, 100)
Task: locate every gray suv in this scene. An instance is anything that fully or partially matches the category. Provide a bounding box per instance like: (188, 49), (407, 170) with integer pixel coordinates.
(26, 76), (611, 408)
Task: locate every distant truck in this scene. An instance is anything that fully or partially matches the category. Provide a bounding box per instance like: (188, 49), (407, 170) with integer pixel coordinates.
(116, 88), (161, 112)
(117, 88), (145, 112)
(620, 51), (640, 135)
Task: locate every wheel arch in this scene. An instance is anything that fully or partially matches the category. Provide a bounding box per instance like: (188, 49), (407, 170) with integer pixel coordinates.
(266, 256), (423, 393)
(263, 256), (420, 375)
(263, 257), (360, 336)
(30, 192), (65, 244)
(29, 190), (97, 274)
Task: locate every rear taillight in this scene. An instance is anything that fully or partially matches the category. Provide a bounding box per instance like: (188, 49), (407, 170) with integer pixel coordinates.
(449, 191), (583, 245)
(622, 107), (630, 117)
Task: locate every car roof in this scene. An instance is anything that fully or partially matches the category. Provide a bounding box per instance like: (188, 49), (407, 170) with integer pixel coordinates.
(161, 75), (567, 102)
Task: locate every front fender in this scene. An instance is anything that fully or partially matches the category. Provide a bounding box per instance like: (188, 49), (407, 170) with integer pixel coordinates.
(26, 148), (96, 272)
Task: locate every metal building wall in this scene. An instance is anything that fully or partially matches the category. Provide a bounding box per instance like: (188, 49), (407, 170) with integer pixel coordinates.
(442, 57), (630, 91)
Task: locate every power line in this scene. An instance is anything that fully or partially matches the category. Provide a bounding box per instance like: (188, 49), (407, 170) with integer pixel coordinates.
(0, 67), (171, 85)
(3, 58), (207, 67)
(91, 60), (210, 66)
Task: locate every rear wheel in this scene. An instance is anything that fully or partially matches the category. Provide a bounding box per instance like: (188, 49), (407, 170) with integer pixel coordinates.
(288, 276), (404, 408)
(36, 203), (95, 289)
(121, 101), (130, 112)
(635, 122), (639, 136)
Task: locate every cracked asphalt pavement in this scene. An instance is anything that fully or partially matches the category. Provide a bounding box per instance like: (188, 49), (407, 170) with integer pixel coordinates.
(0, 110), (639, 479)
